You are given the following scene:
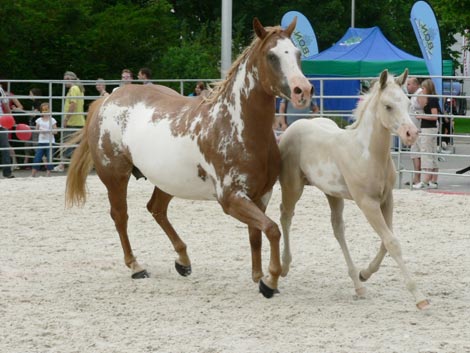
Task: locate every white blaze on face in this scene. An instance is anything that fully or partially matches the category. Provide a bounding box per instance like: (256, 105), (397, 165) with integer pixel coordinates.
(269, 38), (303, 85)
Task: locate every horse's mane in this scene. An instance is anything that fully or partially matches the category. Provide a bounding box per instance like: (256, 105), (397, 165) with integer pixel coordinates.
(205, 26), (284, 104)
(347, 79), (380, 130)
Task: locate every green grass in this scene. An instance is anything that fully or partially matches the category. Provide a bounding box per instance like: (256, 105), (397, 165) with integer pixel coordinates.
(454, 118), (470, 134)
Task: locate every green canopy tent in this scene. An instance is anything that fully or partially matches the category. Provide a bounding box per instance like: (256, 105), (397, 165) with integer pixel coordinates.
(302, 26), (453, 77)
(302, 27), (453, 112)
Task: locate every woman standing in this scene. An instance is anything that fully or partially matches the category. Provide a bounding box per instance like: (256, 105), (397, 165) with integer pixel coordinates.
(413, 79), (440, 189)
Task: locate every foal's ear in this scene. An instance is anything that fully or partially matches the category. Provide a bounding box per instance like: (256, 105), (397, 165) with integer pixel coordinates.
(379, 69), (389, 90)
(395, 69), (409, 86)
(285, 16), (297, 37)
(253, 17), (267, 39)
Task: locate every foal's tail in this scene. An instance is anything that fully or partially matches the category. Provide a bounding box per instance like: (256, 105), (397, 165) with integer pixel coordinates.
(65, 99), (102, 208)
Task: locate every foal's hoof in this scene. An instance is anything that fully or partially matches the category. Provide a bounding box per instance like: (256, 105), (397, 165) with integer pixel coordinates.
(359, 271), (368, 282)
(175, 262), (192, 277)
(259, 280), (279, 298)
(416, 299), (431, 310)
(131, 270), (150, 279)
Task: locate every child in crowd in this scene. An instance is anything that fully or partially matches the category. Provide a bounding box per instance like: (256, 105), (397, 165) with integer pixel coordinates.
(32, 102), (57, 177)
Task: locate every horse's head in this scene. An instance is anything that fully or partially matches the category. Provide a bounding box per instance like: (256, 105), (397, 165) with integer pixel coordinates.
(253, 17), (313, 109)
(376, 69), (418, 146)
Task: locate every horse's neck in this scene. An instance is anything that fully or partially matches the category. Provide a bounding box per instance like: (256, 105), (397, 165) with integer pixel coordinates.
(216, 59), (275, 137)
(353, 102), (391, 159)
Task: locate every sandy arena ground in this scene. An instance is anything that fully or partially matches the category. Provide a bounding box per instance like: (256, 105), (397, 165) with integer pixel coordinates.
(1, 175), (469, 353)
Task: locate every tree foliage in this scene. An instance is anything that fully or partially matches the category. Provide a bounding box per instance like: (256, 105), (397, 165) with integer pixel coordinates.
(0, 0), (468, 87)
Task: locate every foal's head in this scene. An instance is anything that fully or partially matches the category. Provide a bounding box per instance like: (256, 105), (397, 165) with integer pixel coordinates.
(375, 69), (418, 146)
(253, 17), (313, 109)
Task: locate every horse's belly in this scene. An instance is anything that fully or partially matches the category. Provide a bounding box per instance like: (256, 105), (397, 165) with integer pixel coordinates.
(148, 168), (217, 201)
(302, 158), (352, 199)
(124, 122), (217, 201)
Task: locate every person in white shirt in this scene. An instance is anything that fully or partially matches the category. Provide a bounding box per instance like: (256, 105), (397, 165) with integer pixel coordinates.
(32, 102), (57, 177)
(406, 77), (424, 186)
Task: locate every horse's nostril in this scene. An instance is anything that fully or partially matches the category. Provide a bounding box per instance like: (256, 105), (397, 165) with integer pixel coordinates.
(293, 87), (302, 94)
(310, 86), (314, 95)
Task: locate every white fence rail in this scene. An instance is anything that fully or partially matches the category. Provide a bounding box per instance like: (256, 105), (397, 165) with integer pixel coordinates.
(1, 76), (469, 187)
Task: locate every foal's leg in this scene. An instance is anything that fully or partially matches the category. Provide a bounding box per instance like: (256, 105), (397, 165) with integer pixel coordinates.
(359, 194), (391, 282)
(220, 193), (282, 298)
(279, 172), (304, 277)
(356, 195), (429, 309)
(326, 195), (366, 297)
(103, 174), (148, 278)
(147, 187), (191, 276)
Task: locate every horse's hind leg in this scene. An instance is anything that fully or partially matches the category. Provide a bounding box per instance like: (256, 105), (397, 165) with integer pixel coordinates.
(326, 195), (366, 298)
(147, 187), (191, 276)
(104, 174), (148, 278)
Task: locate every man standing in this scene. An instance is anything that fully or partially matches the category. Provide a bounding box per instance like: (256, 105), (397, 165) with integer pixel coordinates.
(278, 87), (319, 130)
(113, 69), (134, 92)
(137, 67), (153, 85)
(53, 71), (85, 172)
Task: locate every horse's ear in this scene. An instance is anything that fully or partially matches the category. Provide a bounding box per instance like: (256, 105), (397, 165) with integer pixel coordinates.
(395, 69), (409, 86)
(253, 17), (267, 39)
(285, 16), (297, 37)
(379, 70), (389, 90)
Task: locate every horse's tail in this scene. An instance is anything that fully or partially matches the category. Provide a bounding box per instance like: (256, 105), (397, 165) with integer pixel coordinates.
(65, 99), (102, 208)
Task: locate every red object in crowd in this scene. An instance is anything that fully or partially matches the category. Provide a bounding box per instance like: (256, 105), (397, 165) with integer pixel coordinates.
(15, 123), (32, 140)
(0, 115), (16, 129)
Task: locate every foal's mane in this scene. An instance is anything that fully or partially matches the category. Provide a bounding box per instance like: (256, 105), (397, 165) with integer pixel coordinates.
(206, 26), (284, 104)
(347, 79), (381, 130)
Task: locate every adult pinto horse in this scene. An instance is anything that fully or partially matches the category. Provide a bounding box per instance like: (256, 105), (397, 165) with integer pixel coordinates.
(279, 70), (430, 309)
(65, 18), (312, 298)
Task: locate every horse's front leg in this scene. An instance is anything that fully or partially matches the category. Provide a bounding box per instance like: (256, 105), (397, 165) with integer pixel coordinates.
(147, 187), (191, 276)
(248, 191), (273, 283)
(220, 192), (282, 298)
(326, 195), (366, 298)
(248, 226), (263, 283)
(357, 196), (430, 309)
(359, 194), (392, 282)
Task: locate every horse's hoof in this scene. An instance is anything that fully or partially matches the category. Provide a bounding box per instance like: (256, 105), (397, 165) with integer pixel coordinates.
(131, 270), (149, 279)
(175, 262), (192, 277)
(416, 299), (431, 310)
(259, 279), (279, 298)
(359, 271), (368, 282)
(355, 287), (367, 298)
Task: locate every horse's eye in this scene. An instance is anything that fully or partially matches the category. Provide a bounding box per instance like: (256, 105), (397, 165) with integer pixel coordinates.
(267, 52), (277, 62)
(385, 105), (392, 111)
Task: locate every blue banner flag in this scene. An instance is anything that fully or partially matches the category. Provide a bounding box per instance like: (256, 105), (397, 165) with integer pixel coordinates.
(410, 1), (442, 97)
(281, 11), (318, 59)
